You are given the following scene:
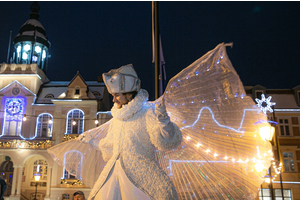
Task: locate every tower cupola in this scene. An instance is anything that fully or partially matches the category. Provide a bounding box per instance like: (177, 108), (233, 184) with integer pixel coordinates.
(13, 1), (50, 72)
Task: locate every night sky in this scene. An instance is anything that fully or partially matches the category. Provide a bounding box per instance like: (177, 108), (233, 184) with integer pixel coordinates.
(0, 1), (300, 100)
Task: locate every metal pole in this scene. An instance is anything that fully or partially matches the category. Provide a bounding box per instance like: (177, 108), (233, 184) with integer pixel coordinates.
(269, 166), (275, 200)
(154, 1), (159, 100)
(272, 108), (284, 199)
(34, 183), (38, 200)
(6, 31), (12, 63)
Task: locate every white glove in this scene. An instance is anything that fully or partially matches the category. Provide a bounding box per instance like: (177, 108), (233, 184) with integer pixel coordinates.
(155, 97), (175, 140)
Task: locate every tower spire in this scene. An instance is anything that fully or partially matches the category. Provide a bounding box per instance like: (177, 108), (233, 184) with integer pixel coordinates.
(30, 1), (40, 20)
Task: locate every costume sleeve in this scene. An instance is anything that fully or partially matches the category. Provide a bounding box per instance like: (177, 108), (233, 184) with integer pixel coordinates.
(146, 105), (182, 151)
(47, 120), (111, 187)
(98, 120), (114, 162)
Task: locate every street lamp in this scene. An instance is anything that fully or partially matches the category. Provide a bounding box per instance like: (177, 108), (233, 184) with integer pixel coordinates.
(33, 173), (41, 200)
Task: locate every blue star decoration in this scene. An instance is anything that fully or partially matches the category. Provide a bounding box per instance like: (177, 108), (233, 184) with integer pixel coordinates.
(255, 94), (276, 115)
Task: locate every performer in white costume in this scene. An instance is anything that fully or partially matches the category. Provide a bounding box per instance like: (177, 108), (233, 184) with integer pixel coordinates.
(48, 43), (273, 200)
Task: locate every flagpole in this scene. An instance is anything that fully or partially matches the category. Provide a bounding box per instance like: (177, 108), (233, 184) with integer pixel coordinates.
(154, 1), (160, 100)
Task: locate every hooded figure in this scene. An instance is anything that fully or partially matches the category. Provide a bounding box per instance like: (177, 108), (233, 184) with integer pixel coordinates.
(87, 64), (182, 200)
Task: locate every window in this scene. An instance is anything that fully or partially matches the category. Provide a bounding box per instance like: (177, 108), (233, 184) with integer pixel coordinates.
(75, 88), (80, 95)
(279, 119), (290, 136)
(36, 113), (53, 137)
(255, 90), (264, 99)
(63, 150), (82, 179)
(33, 159), (48, 180)
(283, 152), (295, 172)
(3, 98), (25, 136)
(44, 94), (54, 98)
(66, 109), (84, 134)
(63, 169), (76, 179)
(259, 188), (292, 200)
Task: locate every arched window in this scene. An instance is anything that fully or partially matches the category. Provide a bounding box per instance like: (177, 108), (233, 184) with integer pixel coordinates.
(66, 109), (84, 134)
(36, 113), (53, 137)
(93, 91), (100, 96)
(33, 159), (48, 180)
(63, 150), (82, 179)
(44, 94), (54, 98)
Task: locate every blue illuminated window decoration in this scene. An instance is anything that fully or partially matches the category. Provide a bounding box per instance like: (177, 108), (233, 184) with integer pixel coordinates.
(1, 98), (25, 137)
(35, 113), (53, 138)
(180, 107), (260, 133)
(66, 109), (84, 134)
(62, 150), (83, 179)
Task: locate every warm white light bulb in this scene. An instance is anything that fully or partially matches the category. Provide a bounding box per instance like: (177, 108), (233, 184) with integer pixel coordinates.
(255, 162), (264, 172)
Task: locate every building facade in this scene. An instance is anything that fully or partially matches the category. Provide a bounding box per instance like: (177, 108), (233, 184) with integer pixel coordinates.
(1, 2), (300, 200)
(247, 85), (300, 200)
(0, 2), (111, 200)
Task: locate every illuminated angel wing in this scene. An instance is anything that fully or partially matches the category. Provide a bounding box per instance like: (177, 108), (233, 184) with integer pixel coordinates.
(47, 120), (111, 187)
(157, 43), (272, 199)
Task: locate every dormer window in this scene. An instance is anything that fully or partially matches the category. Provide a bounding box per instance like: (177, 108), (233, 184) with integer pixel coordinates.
(255, 90), (264, 99)
(75, 88), (80, 95)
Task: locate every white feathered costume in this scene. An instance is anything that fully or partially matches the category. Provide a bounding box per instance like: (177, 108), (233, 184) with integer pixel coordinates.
(90, 88), (182, 199)
(48, 43), (273, 200)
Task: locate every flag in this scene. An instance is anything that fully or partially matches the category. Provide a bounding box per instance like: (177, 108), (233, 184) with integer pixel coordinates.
(152, 1), (166, 97)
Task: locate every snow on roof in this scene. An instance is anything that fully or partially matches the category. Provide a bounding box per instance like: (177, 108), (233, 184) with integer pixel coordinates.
(35, 81), (107, 104)
(270, 94), (299, 109)
(22, 19), (45, 29)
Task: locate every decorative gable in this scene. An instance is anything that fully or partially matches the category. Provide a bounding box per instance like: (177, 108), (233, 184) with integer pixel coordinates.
(251, 84), (266, 100)
(67, 72), (89, 99)
(0, 80), (35, 98)
(293, 85), (300, 106)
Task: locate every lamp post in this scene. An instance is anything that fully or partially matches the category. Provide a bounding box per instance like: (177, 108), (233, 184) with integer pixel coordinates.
(258, 122), (276, 200)
(33, 173), (41, 200)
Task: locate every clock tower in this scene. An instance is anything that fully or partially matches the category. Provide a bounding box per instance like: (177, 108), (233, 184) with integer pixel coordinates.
(0, 1), (50, 94)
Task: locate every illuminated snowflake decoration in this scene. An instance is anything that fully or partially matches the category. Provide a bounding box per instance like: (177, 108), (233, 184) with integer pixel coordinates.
(255, 94), (276, 115)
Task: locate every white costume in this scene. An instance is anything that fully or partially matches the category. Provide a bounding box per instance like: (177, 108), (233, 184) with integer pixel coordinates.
(48, 43), (273, 200)
(90, 87), (182, 199)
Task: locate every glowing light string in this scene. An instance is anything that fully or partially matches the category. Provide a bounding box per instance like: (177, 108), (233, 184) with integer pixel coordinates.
(168, 160), (231, 176)
(180, 107), (260, 133)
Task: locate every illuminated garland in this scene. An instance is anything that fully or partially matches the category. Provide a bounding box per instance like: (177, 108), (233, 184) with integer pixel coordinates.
(63, 135), (79, 141)
(60, 178), (83, 186)
(0, 140), (52, 149)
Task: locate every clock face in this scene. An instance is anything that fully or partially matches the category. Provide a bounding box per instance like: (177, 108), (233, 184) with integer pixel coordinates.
(12, 87), (20, 96)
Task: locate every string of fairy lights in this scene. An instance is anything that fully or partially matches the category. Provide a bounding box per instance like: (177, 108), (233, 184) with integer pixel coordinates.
(20, 113), (107, 126)
(182, 134), (282, 178)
